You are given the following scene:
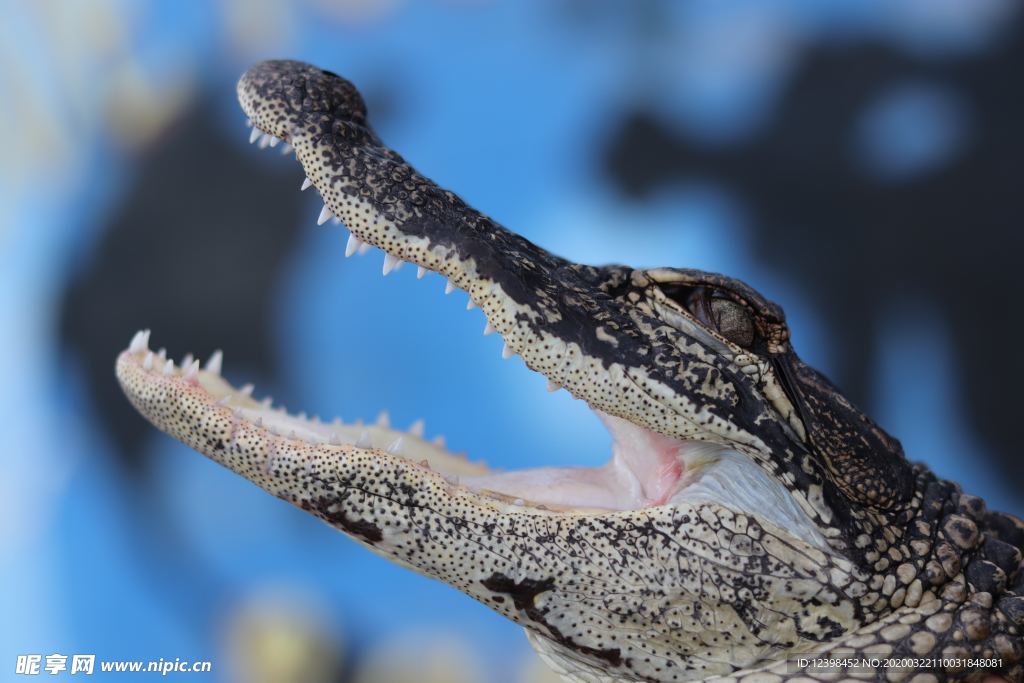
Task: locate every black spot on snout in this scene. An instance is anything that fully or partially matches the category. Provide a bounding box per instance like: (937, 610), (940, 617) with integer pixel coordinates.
(482, 573), (624, 668)
(304, 497), (383, 544)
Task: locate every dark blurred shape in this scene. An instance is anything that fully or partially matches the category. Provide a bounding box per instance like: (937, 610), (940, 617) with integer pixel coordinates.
(603, 17), (1023, 481)
(59, 96), (304, 473)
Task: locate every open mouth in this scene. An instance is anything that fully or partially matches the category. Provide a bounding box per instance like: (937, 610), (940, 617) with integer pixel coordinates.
(113, 118), (729, 516)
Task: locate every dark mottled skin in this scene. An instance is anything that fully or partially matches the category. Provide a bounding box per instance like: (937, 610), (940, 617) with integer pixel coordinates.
(116, 60), (1023, 683)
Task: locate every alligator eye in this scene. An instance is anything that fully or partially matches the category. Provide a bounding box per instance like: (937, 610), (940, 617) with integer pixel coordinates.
(709, 298), (755, 348)
(673, 287), (756, 348)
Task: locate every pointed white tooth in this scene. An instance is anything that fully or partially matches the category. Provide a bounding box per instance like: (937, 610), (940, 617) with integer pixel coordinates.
(409, 419), (425, 437)
(329, 433), (342, 446)
(280, 143), (293, 155)
(258, 133), (273, 149)
(432, 435), (446, 448)
(268, 135), (281, 148)
(301, 177), (313, 191)
(261, 396), (273, 408)
(547, 380), (560, 392)
(419, 459), (431, 469)
(184, 359), (200, 381)
(345, 233), (363, 258)
(356, 431), (372, 448)
(376, 411), (390, 428)
(205, 350), (223, 375)
(232, 407), (241, 418)
(483, 322), (495, 336)
(297, 411), (307, 420)
(357, 242), (371, 256)
(382, 253), (400, 276)
(331, 217), (341, 225)
(502, 343), (513, 359)
(249, 127), (261, 144)
(317, 205), (333, 226)
(129, 330), (148, 353)
(157, 348), (166, 361)
(181, 353), (194, 368)
(287, 430), (296, 440)
(216, 395), (230, 406)
(445, 280), (455, 295)
(143, 351), (154, 370)
(386, 437), (403, 454)
(245, 118), (253, 128)
(416, 266), (427, 279)
(162, 359), (174, 376)
(240, 383), (254, 397)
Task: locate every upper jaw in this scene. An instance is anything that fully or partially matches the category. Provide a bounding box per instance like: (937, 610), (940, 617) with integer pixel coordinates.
(235, 59), (819, 505)
(239, 65), (790, 458)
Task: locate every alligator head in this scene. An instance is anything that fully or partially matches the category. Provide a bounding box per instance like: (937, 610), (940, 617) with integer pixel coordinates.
(116, 60), (1023, 682)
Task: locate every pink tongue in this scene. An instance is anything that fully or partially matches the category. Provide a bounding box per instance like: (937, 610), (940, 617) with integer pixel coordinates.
(598, 411), (686, 505)
(460, 412), (686, 511)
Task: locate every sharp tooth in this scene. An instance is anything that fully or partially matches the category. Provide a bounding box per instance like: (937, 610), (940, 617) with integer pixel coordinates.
(297, 411), (307, 420)
(466, 298), (476, 310)
(240, 383), (254, 397)
(162, 359), (174, 376)
(317, 205), (333, 225)
(329, 433), (342, 445)
(261, 396), (272, 409)
(432, 435), (446, 447)
(376, 411), (390, 428)
(502, 343), (513, 359)
(416, 266), (427, 279)
(357, 242), (371, 256)
(143, 351), (154, 370)
(547, 380), (560, 392)
(205, 350), (223, 375)
(419, 459), (431, 469)
(181, 353), (194, 368)
(356, 431), (372, 448)
(331, 217), (341, 225)
(382, 253), (400, 276)
(301, 177), (313, 191)
(386, 437), (403, 454)
(232, 407), (241, 418)
(409, 419), (425, 437)
(216, 395), (230, 406)
(483, 322), (495, 336)
(258, 133), (272, 149)
(287, 430), (296, 440)
(445, 280), (455, 295)
(345, 233), (363, 258)
(157, 348), (166, 361)
(245, 118), (253, 128)
(129, 330), (149, 353)
(280, 143), (293, 155)
(268, 135), (281, 148)
(184, 359), (200, 381)
(249, 127), (261, 144)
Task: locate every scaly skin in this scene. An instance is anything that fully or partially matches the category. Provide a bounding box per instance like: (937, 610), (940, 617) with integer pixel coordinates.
(115, 61), (1023, 682)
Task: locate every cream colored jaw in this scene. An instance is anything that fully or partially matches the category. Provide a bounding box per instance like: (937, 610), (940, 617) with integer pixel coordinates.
(122, 329), (489, 480)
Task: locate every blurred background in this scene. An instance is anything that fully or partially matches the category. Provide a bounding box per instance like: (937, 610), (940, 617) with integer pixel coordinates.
(2, 1), (1021, 681)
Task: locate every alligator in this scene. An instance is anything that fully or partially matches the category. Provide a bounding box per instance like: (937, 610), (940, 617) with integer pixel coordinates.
(115, 60), (1024, 682)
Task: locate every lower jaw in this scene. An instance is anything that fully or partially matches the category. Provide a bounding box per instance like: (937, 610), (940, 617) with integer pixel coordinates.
(118, 337), (700, 514)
